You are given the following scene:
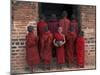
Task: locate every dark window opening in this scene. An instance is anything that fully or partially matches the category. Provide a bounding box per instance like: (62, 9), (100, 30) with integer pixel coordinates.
(39, 3), (80, 21)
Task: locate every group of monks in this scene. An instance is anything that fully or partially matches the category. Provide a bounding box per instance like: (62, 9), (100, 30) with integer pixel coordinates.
(26, 11), (85, 72)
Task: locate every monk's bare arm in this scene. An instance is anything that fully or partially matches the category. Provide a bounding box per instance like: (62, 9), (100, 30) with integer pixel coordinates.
(53, 39), (58, 47)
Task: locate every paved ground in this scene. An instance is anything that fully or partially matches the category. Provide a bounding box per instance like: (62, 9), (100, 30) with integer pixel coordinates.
(24, 58), (95, 73)
(12, 58), (95, 74)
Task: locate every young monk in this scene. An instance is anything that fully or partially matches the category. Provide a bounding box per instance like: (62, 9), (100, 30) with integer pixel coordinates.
(37, 14), (48, 57)
(76, 31), (85, 68)
(40, 26), (53, 70)
(66, 26), (77, 67)
(53, 26), (66, 69)
(26, 26), (40, 72)
(59, 11), (71, 36)
(48, 14), (59, 57)
(71, 14), (78, 35)
(48, 14), (59, 35)
(37, 14), (47, 37)
(70, 14), (79, 64)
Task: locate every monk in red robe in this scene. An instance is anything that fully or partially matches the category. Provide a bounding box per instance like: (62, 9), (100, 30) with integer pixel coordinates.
(53, 26), (66, 69)
(37, 15), (48, 57)
(70, 14), (79, 62)
(37, 15), (48, 36)
(48, 14), (59, 35)
(66, 26), (77, 67)
(48, 14), (59, 57)
(59, 11), (71, 36)
(26, 26), (40, 72)
(40, 26), (53, 69)
(71, 14), (78, 35)
(76, 31), (85, 68)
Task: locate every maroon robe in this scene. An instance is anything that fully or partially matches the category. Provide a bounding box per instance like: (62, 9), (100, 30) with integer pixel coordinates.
(54, 32), (65, 64)
(26, 32), (40, 66)
(76, 36), (85, 67)
(37, 21), (48, 55)
(71, 19), (78, 35)
(66, 31), (76, 64)
(59, 17), (71, 36)
(48, 18), (59, 57)
(48, 19), (59, 34)
(37, 21), (48, 37)
(40, 31), (53, 64)
(71, 19), (78, 57)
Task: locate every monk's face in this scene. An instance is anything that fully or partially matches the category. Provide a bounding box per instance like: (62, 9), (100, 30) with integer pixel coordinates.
(58, 27), (63, 33)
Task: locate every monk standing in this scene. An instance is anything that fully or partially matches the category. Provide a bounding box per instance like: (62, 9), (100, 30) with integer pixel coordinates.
(48, 14), (59, 35)
(37, 15), (47, 37)
(70, 14), (79, 65)
(37, 15), (48, 57)
(26, 26), (40, 72)
(59, 11), (71, 36)
(76, 31), (85, 68)
(48, 14), (59, 58)
(40, 26), (53, 70)
(53, 26), (66, 69)
(66, 26), (77, 67)
(71, 14), (78, 35)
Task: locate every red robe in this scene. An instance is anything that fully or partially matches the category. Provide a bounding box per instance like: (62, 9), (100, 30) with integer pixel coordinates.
(48, 19), (59, 57)
(76, 36), (85, 67)
(66, 32), (76, 64)
(48, 19), (59, 34)
(54, 32), (65, 64)
(40, 31), (53, 64)
(26, 32), (40, 66)
(59, 18), (71, 35)
(37, 21), (48, 36)
(37, 21), (48, 55)
(71, 19), (78, 35)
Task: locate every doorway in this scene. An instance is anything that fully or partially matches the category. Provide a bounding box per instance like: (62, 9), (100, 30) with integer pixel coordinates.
(39, 2), (80, 21)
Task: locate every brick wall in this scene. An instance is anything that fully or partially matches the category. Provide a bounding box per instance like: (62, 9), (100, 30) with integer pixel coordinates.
(80, 6), (96, 67)
(11, 1), (38, 73)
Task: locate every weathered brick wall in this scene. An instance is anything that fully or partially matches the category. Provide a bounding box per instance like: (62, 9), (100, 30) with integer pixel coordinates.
(11, 1), (38, 73)
(80, 6), (96, 67)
